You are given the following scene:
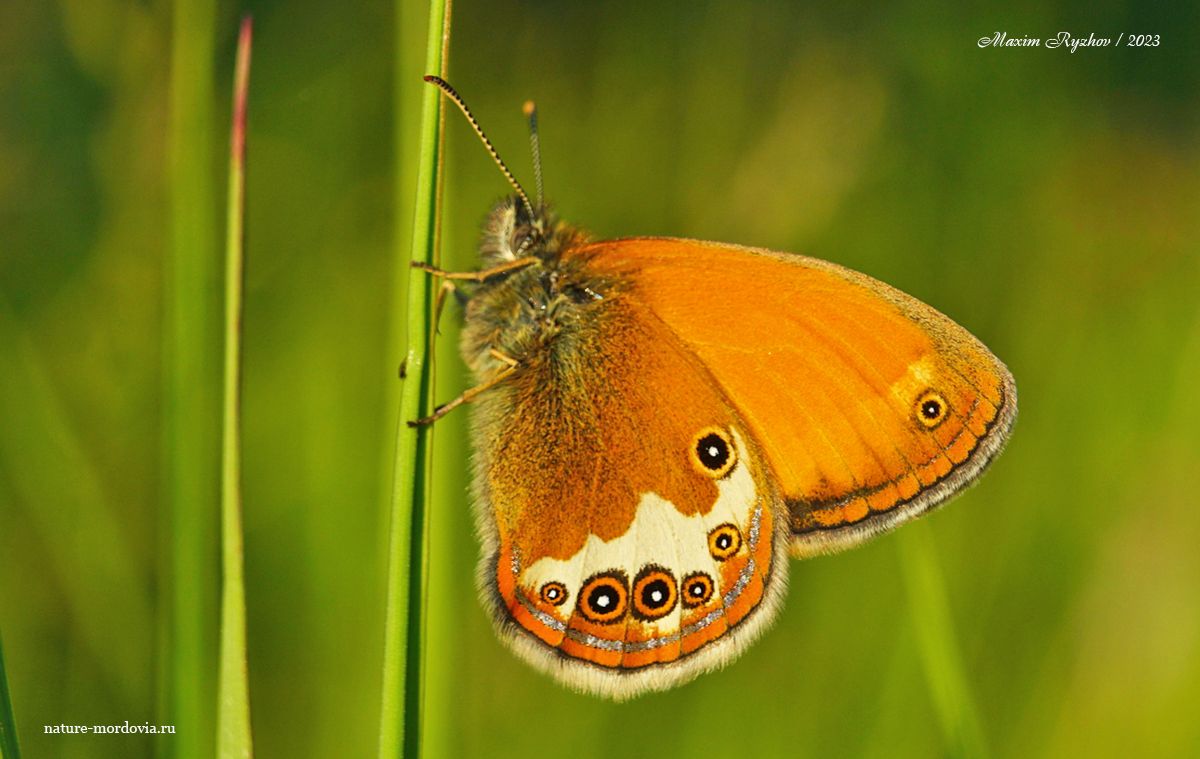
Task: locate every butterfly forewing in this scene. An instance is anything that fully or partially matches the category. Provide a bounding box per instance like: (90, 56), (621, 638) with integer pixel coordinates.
(565, 238), (1017, 558)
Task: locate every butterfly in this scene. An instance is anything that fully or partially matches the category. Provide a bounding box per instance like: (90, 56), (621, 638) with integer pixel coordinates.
(414, 76), (1017, 700)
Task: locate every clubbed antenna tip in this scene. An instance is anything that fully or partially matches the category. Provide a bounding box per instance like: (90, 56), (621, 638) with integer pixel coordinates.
(522, 100), (544, 209)
(423, 75), (534, 216)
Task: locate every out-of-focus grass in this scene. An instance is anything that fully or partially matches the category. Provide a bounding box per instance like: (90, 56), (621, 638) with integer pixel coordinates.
(0, 631), (19, 759)
(900, 524), (988, 759)
(2, 1), (1199, 758)
(164, 0), (219, 756)
(0, 310), (153, 754)
(216, 16), (254, 759)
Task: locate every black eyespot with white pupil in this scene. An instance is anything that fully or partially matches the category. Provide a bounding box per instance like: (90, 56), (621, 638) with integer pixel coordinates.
(699, 435), (728, 468)
(690, 427), (737, 478)
(577, 571), (629, 624)
(708, 523), (742, 561)
(682, 572), (714, 607)
(631, 566), (678, 621)
(915, 390), (950, 429)
(539, 581), (567, 606)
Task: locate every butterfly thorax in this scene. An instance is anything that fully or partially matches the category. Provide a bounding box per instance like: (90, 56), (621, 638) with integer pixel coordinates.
(461, 197), (618, 380)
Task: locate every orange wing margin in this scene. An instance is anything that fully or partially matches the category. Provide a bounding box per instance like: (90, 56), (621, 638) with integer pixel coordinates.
(566, 238), (1017, 556)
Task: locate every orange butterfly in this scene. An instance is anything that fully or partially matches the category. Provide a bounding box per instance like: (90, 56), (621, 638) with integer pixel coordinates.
(416, 76), (1017, 700)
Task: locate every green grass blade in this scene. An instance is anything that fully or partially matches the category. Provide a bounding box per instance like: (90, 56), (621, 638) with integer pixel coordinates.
(0, 631), (19, 759)
(217, 16), (255, 759)
(164, 0), (219, 756)
(378, 0), (451, 756)
(898, 523), (990, 759)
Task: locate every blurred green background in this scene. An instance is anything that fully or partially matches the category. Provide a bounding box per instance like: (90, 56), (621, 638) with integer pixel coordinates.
(2, 0), (1199, 757)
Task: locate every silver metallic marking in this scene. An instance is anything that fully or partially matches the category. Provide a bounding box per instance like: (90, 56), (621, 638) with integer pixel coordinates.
(622, 630), (679, 652)
(684, 608), (726, 636)
(722, 556), (756, 607)
(748, 500), (762, 548)
(575, 632), (623, 652)
(516, 593), (567, 633)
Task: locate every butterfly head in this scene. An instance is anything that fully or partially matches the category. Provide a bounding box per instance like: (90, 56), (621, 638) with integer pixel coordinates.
(480, 196), (586, 269)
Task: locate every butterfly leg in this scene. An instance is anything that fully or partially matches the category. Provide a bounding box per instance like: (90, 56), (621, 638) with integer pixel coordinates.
(406, 259), (522, 374)
(411, 255), (539, 282)
(486, 347), (519, 368)
(408, 349), (519, 427)
(432, 278), (459, 334)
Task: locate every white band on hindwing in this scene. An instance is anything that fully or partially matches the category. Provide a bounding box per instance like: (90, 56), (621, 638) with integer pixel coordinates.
(513, 499), (765, 656)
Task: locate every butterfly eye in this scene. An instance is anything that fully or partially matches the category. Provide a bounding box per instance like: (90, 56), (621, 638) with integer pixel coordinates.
(631, 566), (678, 621)
(564, 283), (603, 304)
(681, 573), (715, 608)
(707, 523), (742, 561)
(577, 571), (629, 624)
(690, 426), (737, 478)
(539, 581), (568, 606)
(915, 390), (950, 429)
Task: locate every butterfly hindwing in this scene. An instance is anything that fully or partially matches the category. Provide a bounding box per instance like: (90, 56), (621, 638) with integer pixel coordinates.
(468, 288), (789, 698)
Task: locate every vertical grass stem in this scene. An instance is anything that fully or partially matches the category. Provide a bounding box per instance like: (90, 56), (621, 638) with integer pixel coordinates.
(899, 524), (990, 759)
(378, 0), (451, 756)
(216, 17), (255, 759)
(164, 1), (219, 755)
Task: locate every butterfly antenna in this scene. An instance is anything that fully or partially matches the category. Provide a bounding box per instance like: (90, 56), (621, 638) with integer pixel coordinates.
(423, 75), (534, 217)
(523, 100), (544, 209)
